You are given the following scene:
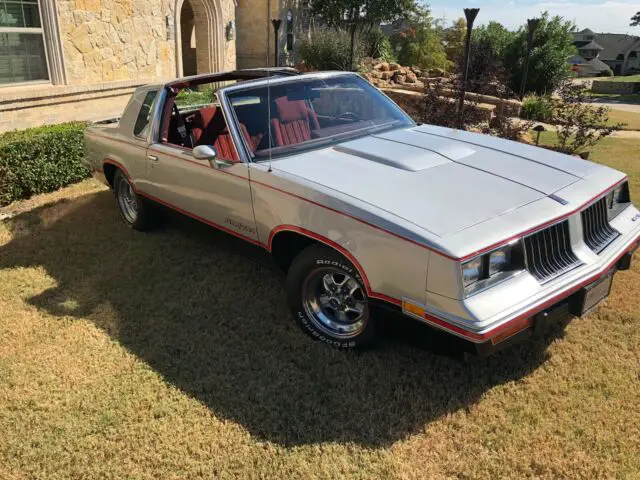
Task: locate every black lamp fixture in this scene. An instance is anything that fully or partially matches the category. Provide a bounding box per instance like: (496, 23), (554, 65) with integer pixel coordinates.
(533, 124), (546, 145)
(457, 8), (480, 119)
(271, 19), (282, 67)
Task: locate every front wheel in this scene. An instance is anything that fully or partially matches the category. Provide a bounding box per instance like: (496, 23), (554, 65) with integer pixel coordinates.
(286, 245), (376, 349)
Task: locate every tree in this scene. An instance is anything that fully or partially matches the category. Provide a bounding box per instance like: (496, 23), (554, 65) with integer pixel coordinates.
(631, 11), (640, 26)
(504, 12), (576, 95)
(391, 6), (451, 70)
(310, 0), (416, 70)
(442, 17), (466, 63)
(552, 81), (623, 154)
(472, 21), (516, 59)
(465, 21), (517, 96)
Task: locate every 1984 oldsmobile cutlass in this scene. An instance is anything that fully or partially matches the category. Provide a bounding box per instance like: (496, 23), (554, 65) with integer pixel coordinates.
(84, 69), (640, 355)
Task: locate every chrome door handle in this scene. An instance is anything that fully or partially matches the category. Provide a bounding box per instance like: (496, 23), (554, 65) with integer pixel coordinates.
(147, 155), (159, 162)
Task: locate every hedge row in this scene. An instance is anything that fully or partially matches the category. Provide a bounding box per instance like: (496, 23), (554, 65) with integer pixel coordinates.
(0, 122), (90, 206)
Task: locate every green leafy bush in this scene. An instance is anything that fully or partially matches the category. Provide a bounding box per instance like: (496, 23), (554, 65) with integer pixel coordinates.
(505, 13), (577, 95)
(299, 28), (363, 71)
(363, 27), (395, 62)
(597, 69), (614, 77)
(175, 85), (216, 107)
(522, 94), (554, 122)
(0, 122), (89, 206)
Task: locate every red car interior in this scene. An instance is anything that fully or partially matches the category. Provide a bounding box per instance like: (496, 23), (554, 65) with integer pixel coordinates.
(270, 96), (320, 146)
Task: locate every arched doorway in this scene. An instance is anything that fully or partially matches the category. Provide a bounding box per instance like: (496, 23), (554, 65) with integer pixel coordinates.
(180, 1), (197, 76)
(175, 0), (224, 77)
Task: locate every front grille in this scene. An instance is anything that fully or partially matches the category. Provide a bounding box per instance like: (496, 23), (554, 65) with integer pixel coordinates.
(524, 221), (582, 283)
(581, 197), (620, 254)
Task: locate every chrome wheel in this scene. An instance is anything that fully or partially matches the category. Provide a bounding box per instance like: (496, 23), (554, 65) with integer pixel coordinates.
(302, 267), (368, 339)
(117, 176), (138, 224)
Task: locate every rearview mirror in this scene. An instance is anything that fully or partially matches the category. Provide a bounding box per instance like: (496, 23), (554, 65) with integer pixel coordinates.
(193, 145), (217, 161)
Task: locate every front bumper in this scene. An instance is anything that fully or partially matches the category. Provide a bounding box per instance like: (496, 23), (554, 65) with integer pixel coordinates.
(473, 243), (637, 356)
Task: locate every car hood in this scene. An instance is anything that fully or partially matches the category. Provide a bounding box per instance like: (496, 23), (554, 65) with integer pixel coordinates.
(271, 124), (600, 238)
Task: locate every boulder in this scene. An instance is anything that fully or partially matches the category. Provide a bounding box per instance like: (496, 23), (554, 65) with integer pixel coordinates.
(405, 72), (417, 83)
(392, 72), (406, 83)
(429, 68), (447, 78)
(377, 62), (390, 71)
(370, 70), (382, 79)
(380, 71), (393, 80)
(389, 63), (401, 71)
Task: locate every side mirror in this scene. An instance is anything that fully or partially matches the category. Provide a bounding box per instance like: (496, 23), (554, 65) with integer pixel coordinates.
(192, 145), (233, 169)
(193, 145), (217, 161)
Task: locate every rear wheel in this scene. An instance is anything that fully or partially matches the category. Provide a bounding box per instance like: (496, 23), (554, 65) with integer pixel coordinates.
(286, 245), (376, 349)
(113, 169), (159, 231)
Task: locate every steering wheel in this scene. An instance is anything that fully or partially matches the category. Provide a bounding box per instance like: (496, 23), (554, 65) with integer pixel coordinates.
(336, 111), (360, 122)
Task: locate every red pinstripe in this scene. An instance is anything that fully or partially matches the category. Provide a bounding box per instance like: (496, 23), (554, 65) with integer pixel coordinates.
(101, 158), (638, 344)
(93, 129), (629, 262)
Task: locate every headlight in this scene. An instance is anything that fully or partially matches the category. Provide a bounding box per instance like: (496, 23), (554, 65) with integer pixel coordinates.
(462, 242), (525, 296)
(488, 247), (510, 276)
(462, 257), (483, 286)
(607, 181), (631, 220)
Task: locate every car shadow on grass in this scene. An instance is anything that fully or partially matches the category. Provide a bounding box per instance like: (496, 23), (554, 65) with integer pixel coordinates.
(0, 190), (568, 448)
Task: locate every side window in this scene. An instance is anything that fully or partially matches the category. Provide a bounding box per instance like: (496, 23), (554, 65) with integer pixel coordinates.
(133, 90), (158, 138)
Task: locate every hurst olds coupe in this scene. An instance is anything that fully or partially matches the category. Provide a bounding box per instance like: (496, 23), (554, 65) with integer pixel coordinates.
(84, 69), (640, 354)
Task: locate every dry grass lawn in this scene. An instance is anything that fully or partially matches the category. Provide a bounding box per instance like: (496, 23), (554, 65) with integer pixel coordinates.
(608, 109), (640, 131)
(1, 139), (640, 479)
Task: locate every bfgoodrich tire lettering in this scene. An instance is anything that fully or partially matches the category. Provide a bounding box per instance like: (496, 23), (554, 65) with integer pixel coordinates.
(286, 244), (376, 349)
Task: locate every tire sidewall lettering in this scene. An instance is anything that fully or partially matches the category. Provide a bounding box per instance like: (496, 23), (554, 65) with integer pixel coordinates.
(296, 310), (356, 348)
(315, 258), (363, 285)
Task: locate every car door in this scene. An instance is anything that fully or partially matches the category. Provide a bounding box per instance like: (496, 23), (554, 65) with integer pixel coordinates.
(142, 102), (259, 243)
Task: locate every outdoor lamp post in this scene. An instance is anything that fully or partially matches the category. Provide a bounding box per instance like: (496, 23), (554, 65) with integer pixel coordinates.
(533, 124), (546, 145)
(271, 19), (282, 67)
(519, 18), (540, 99)
(457, 8), (480, 120)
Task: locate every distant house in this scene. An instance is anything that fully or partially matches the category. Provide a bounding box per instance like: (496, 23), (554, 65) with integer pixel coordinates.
(571, 28), (640, 76)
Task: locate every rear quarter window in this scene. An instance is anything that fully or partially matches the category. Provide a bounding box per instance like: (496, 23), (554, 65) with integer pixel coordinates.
(133, 90), (158, 138)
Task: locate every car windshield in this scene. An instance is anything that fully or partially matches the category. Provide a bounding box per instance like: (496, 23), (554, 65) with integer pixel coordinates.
(225, 74), (414, 160)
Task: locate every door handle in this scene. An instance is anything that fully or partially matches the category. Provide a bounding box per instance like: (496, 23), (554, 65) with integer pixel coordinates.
(147, 155), (159, 162)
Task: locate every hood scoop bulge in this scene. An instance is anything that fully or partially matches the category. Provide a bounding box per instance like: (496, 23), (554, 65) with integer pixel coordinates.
(333, 136), (451, 172)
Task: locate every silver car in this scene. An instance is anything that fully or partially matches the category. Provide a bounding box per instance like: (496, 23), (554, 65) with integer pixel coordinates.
(84, 69), (640, 355)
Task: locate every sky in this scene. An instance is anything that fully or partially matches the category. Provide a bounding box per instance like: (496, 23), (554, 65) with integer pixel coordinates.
(426, 0), (639, 34)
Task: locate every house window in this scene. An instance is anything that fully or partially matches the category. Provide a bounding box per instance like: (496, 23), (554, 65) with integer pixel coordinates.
(286, 9), (293, 52)
(0, 0), (50, 84)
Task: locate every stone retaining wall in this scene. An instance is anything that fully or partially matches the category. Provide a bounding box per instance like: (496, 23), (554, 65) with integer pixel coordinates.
(381, 88), (495, 123)
(591, 81), (639, 94)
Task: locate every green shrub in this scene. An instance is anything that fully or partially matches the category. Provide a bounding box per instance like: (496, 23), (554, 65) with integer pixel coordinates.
(0, 122), (89, 206)
(363, 27), (395, 62)
(522, 94), (554, 122)
(175, 85), (215, 107)
(299, 28), (363, 71)
(598, 69), (614, 77)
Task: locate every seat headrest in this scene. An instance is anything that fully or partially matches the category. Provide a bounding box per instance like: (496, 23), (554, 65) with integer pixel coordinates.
(275, 97), (311, 123)
(193, 106), (217, 129)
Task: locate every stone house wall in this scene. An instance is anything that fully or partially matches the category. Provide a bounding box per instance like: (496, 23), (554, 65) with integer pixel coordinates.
(57, 0), (175, 85)
(0, 0), (237, 133)
(236, 0), (309, 69)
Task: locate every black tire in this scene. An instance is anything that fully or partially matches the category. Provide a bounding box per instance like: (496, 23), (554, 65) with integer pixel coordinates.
(113, 169), (160, 231)
(286, 244), (376, 349)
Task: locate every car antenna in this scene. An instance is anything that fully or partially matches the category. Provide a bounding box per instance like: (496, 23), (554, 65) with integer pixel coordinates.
(267, 70), (273, 173)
